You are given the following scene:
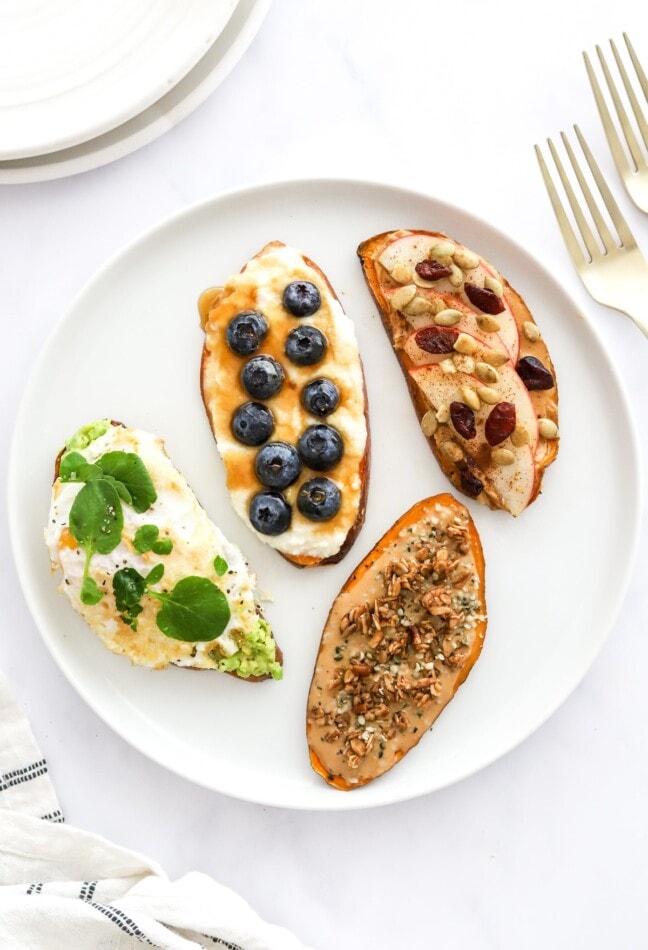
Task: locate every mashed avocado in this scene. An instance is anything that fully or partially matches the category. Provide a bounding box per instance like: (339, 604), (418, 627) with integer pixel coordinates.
(66, 419), (111, 451)
(216, 618), (282, 680)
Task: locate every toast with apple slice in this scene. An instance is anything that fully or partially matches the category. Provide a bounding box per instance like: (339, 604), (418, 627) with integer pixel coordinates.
(358, 230), (558, 516)
(200, 242), (370, 566)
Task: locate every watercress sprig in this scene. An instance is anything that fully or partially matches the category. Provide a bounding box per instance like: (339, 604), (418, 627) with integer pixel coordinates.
(61, 449), (157, 605)
(112, 566), (230, 641)
(69, 478), (124, 605)
(113, 564), (165, 628)
(133, 524), (173, 556)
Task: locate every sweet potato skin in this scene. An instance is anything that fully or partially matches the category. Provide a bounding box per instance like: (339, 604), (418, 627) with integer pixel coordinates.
(357, 230), (558, 513)
(307, 492), (486, 790)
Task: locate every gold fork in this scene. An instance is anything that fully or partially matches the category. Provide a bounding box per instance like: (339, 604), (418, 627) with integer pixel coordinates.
(535, 126), (648, 339)
(584, 34), (648, 212)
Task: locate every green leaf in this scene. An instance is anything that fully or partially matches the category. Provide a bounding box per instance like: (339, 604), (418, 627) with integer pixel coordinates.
(98, 452), (157, 513)
(155, 576), (230, 642)
(80, 575), (104, 605)
(213, 555), (228, 576)
(146, 563), (165, 585)
(59, 452), (87, 481)
(133, 524), (159, 553)
(151, 538), (173, 555)
(69, 478), (124, 555)
(59, 452), (102, 483)
(103, 475), (133, 506)
(113, 567), (147, 629)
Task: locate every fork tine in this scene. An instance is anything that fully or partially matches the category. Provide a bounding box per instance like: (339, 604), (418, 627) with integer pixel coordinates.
(617, 35), (648, 149)
(534, 144), (587, 269)
(597, 43), (645, 170)
(547, 136), (602, 260)
(574, 124), (637, 249)
(584, 51), (632, 176)
(624, 34), (648, 101)
(560, 131), (617, 251)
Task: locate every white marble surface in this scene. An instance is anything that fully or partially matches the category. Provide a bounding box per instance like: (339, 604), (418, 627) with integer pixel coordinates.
(1, 1), (648, 947)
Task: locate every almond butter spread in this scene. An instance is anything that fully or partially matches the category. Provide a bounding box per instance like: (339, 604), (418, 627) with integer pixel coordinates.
(307, 495), (486, 790)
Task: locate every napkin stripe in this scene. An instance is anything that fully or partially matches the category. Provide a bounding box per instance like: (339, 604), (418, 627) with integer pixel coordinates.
(79, 880), (97, 901)
(0, 758), (48, 792)
(89, 901), (155, 944)
(25, 883), (43, 895)
(41, 809), (64, 823)
(206, 938), (245, 949)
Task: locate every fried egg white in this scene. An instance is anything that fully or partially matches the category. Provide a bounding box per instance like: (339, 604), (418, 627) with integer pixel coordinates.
(45, 423), (280, 676)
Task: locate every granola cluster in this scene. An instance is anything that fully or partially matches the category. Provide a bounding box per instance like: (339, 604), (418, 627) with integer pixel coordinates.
(309, 512), (484, 772)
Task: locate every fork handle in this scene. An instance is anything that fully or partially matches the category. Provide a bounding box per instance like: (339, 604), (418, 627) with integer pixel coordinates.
(624, 309), (648, 339)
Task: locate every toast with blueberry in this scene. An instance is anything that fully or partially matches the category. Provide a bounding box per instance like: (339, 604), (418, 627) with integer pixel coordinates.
(358, 230), (558, 516)
(200, 242), (370, 566)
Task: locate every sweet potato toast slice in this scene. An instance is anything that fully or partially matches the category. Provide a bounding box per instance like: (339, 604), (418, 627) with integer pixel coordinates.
(200, 242), (370, 566)
(307, 493), (486, 790)
(47, 420), (282, 682)
(358, 230), (558, 515)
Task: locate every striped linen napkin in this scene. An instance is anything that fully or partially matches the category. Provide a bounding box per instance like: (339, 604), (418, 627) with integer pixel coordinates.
(0, 673), (311, 950)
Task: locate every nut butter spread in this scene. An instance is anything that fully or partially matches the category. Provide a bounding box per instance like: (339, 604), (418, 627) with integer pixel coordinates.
(358, 230), (559, 516)
(307, 493), (486, 790)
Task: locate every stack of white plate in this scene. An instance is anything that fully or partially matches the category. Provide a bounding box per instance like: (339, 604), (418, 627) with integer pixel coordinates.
(0, 0), (270, 184)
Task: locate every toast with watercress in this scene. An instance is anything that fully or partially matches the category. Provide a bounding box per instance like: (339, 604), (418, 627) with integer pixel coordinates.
(45, 420), (282, 681)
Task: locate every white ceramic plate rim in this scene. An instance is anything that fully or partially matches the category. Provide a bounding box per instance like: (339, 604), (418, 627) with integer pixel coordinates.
(0, 0), (271, 185)
(0, 0), (240, 160)
(8, 178), (642, 810)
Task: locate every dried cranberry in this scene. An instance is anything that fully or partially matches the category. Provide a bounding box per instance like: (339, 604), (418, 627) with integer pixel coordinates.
(415, 326), (459, 354)
(415, 259), (453, 281)
(459, 466), (484, 498)
(450, 401), (476, 440)
(465, 282), (505, 315)
(485, 402), (516, 446)
(516, 356), (554, 390)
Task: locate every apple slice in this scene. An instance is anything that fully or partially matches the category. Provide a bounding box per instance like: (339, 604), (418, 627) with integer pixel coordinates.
(378, 233), (521, 361)
(410, 360), (539, 516)
(385, 286), (509, 352)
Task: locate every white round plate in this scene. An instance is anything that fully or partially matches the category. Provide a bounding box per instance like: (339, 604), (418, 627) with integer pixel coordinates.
(0, 0), (239, 160)
(9, 180), (640, 810)
(0, 0), (269, 184)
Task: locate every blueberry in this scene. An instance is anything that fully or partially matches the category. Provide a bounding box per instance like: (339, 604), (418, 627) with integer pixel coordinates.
(297, 478), (341, 522)
(226, 310), (268, 356)
(301, 378), (340, 417)
(297, 424), (344, 472)
(249, 491), (292, 536)
(231, 402), (274, 446)
(283, 281), (321, 317)
(285, 326), (327, 366)
(254, 442), (301, 489)
(241, 355), (285, 399)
